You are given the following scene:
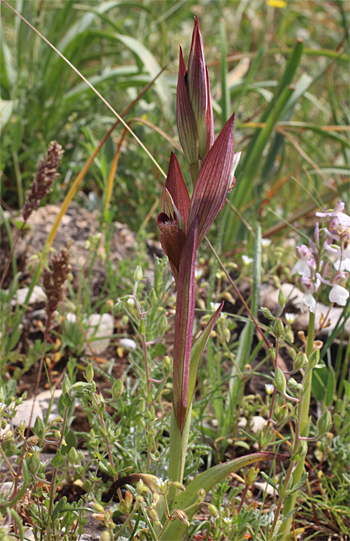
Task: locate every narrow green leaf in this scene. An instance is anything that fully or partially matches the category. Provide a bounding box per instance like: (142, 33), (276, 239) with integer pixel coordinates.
(52, 496), (67, 522)
(312, 366), (327, 402)
(260, 471), (279, 492)
(63, 66), (139, 101)
(286, 472), (308, 496)
(220, 20), (230, 126)
(0, 21), (17, 89)
(160, 452), (287, 540)
(186, 304), (223, 417)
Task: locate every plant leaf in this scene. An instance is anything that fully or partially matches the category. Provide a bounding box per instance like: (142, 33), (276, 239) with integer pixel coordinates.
(160, 452), (288, 540)
(186, 302), (224, 416)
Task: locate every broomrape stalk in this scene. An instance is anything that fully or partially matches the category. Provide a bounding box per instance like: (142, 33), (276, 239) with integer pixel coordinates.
(157, 16), (241, 488)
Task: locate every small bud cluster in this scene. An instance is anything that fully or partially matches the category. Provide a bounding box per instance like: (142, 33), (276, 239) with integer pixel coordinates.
(23, 141), (64, 221)
(42, 248), (71, 330)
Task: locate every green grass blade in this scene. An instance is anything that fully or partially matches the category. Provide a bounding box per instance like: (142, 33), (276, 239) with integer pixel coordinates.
(220, 20), (230, 126)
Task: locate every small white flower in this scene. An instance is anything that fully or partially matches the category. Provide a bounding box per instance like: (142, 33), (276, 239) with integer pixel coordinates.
(334, 247), (350, 272)
(127, 297), (135, 306)
(329, 284), (349, 306)
(291, 260), (311, 278)
(291, 244), (312, 277)
(261, 239), (272, 247)
(301, 293), (316, 314)
(242, 255), (253, 265)
(285, 313), (297, 324)
(265, 384), (274, 395)
(210, 302), (220, 311)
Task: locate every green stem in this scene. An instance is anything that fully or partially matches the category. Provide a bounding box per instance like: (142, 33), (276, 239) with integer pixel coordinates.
(167, 405), (192, 504)
(12, 151), (23, 209)
(279, 311), (315, 539)
(46, 406), (69, 541)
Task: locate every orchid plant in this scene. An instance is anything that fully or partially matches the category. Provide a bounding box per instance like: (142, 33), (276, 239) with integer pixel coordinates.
(108, 17), (287, 541)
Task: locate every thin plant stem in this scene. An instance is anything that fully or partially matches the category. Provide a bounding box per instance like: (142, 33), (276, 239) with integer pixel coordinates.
(271, 311), (316, 540)
(46, 406), (69, 541)
(10, 336), (47, 500)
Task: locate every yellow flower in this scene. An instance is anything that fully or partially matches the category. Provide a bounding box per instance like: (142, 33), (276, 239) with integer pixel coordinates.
(267, 0), (287, 7)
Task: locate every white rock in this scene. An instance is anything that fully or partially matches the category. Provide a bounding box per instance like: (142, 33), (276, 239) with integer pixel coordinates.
(85, 313), (114, 354)
(0, 482), (13, 496)
(23, 528), (35, 541)
(238, 416), (267, 433)
(12, 389), (62, 427)
(255, 481), (276, 496)
(65, 313), (114, 354)
(10, 285), (47, 306)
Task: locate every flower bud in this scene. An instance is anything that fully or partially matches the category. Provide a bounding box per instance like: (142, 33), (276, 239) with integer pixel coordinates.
(147, 507), (161, 525)
(28, 453), (40, 475)
(274, 404), (288, 423)
(293, 352), (307, 372)
(261, 307), (275, 320)
(113, 300), (123, 315)
(247, 467), (259, 486)
(273, 319), (284, 339)
(33, 416), (45, 440)
(222, 327), (230, 342)
(134, 266), (143, 282)
(62, 374), (71, 397)
(69, 382), (94, 400)
(162, 356), (172, 376)
(112, 380), (124, 401)
(288, 378), (303, 394)
(196, 488), (206, 503)
(171, 482), (186, 491)
(174, 509), (190, 527)
(91, 502), (104, 513)
(208, 504), (219, 520)
(275, 367), (286, 394)
(317, 410), (332, 436)
(158, 315), (169, 335)
(85, 363), (94, 383)
(278, 289), (286, 308)
(136, 479), (149, 495)
(68, 447), (78, 465)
